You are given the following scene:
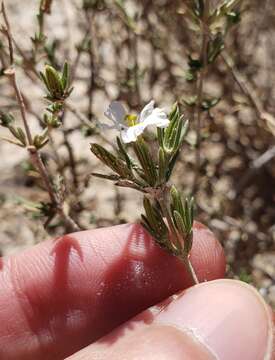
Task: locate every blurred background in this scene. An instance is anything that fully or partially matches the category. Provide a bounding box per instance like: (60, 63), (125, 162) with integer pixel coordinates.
(0, 0), (274, 306)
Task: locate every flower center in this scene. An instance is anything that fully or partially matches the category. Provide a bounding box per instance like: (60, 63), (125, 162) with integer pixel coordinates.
(125, 114), (138, 127)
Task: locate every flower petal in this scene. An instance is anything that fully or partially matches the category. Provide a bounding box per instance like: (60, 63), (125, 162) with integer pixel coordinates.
(121, 123), (146, 143)
(104, 101), (126, 125)
(143, 108), (169, 128)
(138, 100), (155, 123)
(99, 122), (117, 130)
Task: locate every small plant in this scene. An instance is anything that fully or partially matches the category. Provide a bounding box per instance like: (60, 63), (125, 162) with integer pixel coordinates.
(91, 101), (199, 284)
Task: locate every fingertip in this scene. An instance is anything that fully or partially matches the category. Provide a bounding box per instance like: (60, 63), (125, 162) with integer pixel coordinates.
(0, 221), (225, 359)
(68, 325), (215, 360)
(153, 279), (274, 360)
(190, 221), (226, 283)
(83, 280), (273, 360)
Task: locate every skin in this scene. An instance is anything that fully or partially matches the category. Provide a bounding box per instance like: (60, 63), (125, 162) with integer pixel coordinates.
(0, 222), (273, 359)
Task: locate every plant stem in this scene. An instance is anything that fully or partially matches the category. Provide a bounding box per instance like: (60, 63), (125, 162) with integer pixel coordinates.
(1, 2), (13, 64)
(220, 50), (263, 118)
(29, 148), (80, 232)
(193, 0), (209, 193)
(157, 187), (199, 286)
(180, 255), (199, 285)
(1, 3), (81, 233)
(84, 9), (96, 121)
(6, 70), (33, 146)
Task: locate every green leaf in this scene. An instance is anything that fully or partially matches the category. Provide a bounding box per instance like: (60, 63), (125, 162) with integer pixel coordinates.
(116, 137), (134, 171)
(0, 136), (25, 147)
(201, 97), (221, 110)
(184, 196), (194, 233)
(8, 126), (27, 146)
(90, 143), (132, 178)
(142, 197), (168, 243)
(184, 231), (193, 255)
(33, 128), (49, 149)
(133, 140), (157, 186)
(165, 120), (189, 178)
(170, 189), (195, 255)
(170, 186), (184, 218)
(40, 63), (72, 101)
(164, 106), (189, 158)
(163, 104), (180, 152)
(209, 0), (243, 24)
(0, 112), (15, 127)
(173, 210), (186, 237)
(39, 71), (51, 93)
(61, 61), (69, 90)
(207, 33), (224, 64)
(157, 147), (167, 185)
(185, 69), (197, 82)
(157, 127), (164, 148)
(170, 187), (194, 235)
(163, 107), (189, 180)
(45, 65), (63, 97)
(141, 215), (159, 239)
(91, 172), (120, 181)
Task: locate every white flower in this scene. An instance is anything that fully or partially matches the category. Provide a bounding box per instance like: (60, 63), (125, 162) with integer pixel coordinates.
(103, 100), (169, 143)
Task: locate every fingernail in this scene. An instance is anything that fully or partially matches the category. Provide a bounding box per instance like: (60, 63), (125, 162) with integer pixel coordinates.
(154, 279), (273, 360)
(70, 325), (216, 359)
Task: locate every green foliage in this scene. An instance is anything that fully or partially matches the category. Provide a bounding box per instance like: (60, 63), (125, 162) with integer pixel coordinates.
(0, 112), (15, 127)
(90, 143), (133, 179)
(238, 268), (252, 284)
(33, 129), (49, 149)
(90, 104), (195, 273)
(40, 62), (73, 101)
(141, 197), (169, 246)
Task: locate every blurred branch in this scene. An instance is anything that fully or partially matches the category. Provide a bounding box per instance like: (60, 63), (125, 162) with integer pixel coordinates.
(221, 49), (275, 136)
(0, 2), (13, 64)
(193, 0), (209, 193)
(236, 145), (275, 195)
(0, 2), (81, 233)
(221, 50), (263, 117)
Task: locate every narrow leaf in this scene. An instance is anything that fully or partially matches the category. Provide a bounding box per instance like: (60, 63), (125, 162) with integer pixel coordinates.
(61, 61), (69, 90)
(158, 147), (167, 184)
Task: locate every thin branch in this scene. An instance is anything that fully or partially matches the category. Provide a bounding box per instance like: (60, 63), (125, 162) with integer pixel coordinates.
(0, 2), (13, 64)
(5, 69), (33, 145)
(220, 50), (263, 117)
(63, 135), (79, 191)
(65, 102), (115, 148)
(236, 145), (275, 195)
(1, 3), (81, 233)
(193, 0), (209, 193)
(220, 49), (275, 136)
(1, 3), (33, 144)
(84, 9), (96, 120)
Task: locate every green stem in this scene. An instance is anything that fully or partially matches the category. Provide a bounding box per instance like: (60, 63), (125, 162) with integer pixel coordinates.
(158, 190), (199, 286)
(180, 255), (199, 285)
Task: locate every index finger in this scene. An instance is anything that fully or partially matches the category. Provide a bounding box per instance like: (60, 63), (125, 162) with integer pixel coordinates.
(0, 222), (225, 359)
